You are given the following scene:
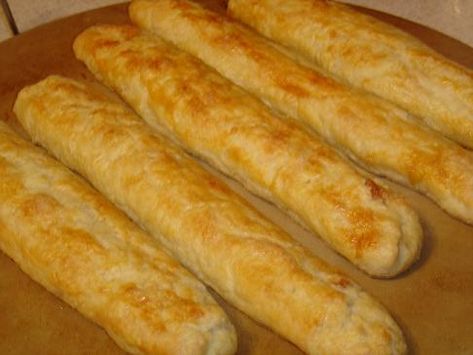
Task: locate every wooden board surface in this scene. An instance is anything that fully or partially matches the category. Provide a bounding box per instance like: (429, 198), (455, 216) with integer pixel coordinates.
(0, 2), (472, 354)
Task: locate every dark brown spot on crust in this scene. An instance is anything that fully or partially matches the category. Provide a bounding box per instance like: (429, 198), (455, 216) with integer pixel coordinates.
(335, 278), (351, 288)
(95, 39), (120, 48)
(271, 129), (291, 144)
(307, 72), (340, 90)
(206, 176), (232, 195)
(365, 178), (386, 200)
(275, 79), (310, 98)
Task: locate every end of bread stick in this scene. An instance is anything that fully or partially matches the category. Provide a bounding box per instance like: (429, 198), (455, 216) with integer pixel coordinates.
(360, 181), (423, 278)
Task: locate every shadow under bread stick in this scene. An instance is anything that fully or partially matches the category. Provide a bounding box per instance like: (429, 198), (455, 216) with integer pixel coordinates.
(0, 121), (236, 355)
(73, 24), (422, 277)
(129, 0), (473, 225)
(15, 75), (406, 355)
(228, 0), (473, 149)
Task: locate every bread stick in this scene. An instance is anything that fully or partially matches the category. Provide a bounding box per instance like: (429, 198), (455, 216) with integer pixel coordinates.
(0, 121), (236, 355)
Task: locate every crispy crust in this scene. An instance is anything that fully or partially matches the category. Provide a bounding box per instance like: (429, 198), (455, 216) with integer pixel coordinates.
(15, 75), (407, 354)
(0, 122), (236, 355)
(129, 0), (473, 225)
(72, 24), (422, 277)
(228, 0), (473, 148)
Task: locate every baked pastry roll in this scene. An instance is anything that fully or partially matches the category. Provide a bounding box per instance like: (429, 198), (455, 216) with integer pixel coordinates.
(73, 24), (422, 277)
(15, 75), (407, 355)
(228, 0), (473, 149)
(0, 121), (236, 355)
(129, 0), (473, 225)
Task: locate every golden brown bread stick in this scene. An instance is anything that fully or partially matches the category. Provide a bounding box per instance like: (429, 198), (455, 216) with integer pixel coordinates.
(129, 0), (473, 225)
(15, 75), (407, 354)
(73, 24), (422, 277)
(0, 121), (236, 355)
(228, 0), (473, 148)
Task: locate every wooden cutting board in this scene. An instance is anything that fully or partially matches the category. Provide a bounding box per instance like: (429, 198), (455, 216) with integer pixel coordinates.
(0, 2), (472, 354)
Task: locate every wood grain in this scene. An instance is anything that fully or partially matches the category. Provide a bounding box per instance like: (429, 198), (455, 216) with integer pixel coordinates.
(0, 3), (472, 354)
